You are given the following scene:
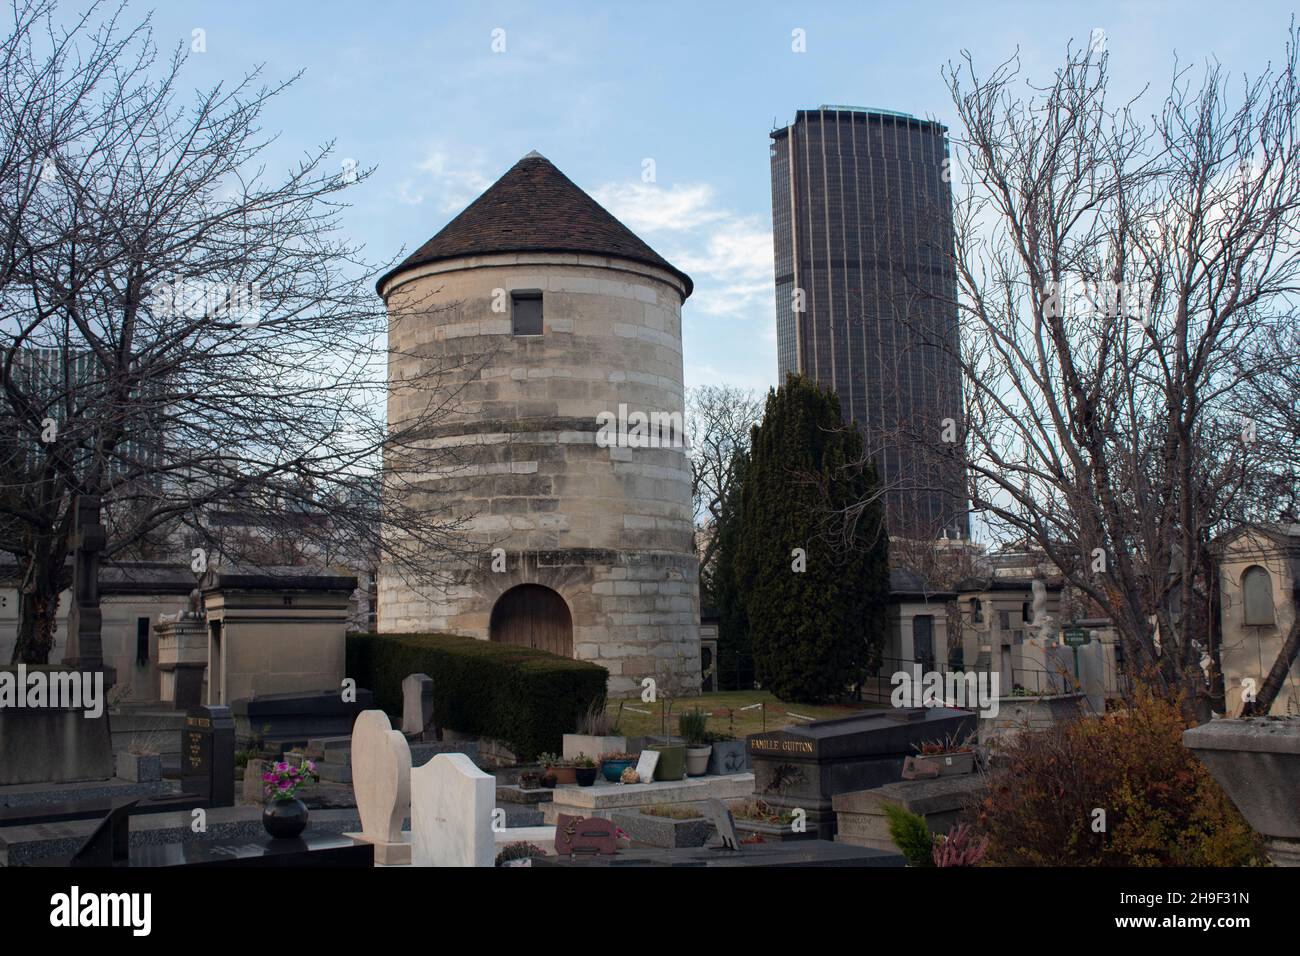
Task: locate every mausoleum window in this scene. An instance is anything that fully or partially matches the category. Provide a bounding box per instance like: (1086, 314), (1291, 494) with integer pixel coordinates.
(511, 289), (543, 335)
(1242, 565), (1275, 626)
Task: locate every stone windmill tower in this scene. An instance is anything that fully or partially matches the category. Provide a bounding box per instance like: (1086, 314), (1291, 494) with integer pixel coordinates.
(376, 152), (700, 695)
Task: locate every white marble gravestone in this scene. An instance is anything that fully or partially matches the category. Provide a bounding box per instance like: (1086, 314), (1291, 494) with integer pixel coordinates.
(411, 752), (495, 867)
(401, 673), (434, 737)
(346, 710), (412, 865)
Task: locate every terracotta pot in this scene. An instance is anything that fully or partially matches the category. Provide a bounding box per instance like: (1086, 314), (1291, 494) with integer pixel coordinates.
(550, 766), (577, 785)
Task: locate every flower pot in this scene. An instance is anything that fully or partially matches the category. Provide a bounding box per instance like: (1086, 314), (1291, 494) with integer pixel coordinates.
(705, 739), (748, 775)
(115, 751), (161, 783)
(540, 772), (557, 789)
(263, 797), (308, 839)
(685, 745), (712, 776)
(647, 744), (686, 781)
(563, 734), (627, 761)
(549, 766), (577, 785)
(935, 751), (975, 776)
(575, 766), (598, 787)
(601, 758), (635, 782)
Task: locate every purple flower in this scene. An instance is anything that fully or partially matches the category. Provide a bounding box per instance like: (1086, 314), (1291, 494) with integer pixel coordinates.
(275, 762), (288, 772)
(278, 779), (292, 790)
(262, 772), (275, 782)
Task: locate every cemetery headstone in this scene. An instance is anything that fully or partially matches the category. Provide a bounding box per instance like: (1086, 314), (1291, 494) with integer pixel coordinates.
(401, 673), (436, 738)
(555, 814), (618, 856)
(634, 749), (659, 784)
(706, 798), (741, 851)
(181, 705), (235, 807)
(410, 752), (494, 867)
(348, 710), (412, 865)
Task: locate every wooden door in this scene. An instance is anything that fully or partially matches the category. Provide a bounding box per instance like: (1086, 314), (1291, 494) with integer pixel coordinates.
(490, 585), (573, 657)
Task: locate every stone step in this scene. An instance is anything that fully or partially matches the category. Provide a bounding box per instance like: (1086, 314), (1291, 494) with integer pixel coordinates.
(497, 802), (544, 828)
(496, 785), (553, 805)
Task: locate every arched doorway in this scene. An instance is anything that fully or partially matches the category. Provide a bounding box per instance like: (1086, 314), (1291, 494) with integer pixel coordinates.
(489, 584), (573, 657)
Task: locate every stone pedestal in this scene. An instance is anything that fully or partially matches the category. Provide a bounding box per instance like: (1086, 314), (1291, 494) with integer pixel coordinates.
(156, 618), (207, 710)
(1184, 716), (1300, 866)
(832, 774), (986, 851)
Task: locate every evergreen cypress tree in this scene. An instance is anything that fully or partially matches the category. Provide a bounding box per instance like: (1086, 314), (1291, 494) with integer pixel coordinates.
(710, 448), (753, 690)
(733, 374), (889, 702)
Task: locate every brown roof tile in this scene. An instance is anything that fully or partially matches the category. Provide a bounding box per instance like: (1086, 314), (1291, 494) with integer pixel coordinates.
(377, 151), (692, 299)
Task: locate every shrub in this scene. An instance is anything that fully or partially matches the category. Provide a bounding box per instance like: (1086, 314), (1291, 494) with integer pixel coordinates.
(345, 632), (607, 761)
(932, 824), (988, 867)
(975, 687), (1263, 866)
(883, 803), (935, 866)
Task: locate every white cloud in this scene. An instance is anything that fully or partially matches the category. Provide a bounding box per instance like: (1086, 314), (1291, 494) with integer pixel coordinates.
(591, 181), (728, 233)
(396, 147), (493, 212)
(593, 179), (774, 323)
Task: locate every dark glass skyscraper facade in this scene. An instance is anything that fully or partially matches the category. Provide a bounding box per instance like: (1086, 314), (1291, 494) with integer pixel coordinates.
(770, 106), (968, 540)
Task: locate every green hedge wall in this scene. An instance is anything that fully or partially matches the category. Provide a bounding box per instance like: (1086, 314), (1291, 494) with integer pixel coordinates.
(345, 632), (608, 761)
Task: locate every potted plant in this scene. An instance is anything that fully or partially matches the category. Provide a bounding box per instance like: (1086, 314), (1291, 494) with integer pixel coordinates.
(680, 707), (712, 776)
(911, 732), (977, 777)
(563, 701), (627, 761)
(573, 752), (599, 786)
(261, 757), (319, 839)
(519, 769), (540, 789)
(538, 751), (576, 785)
(645, 693), (686, 780)
(600, 751), (638, 782)
(705, 708), (749, 774)
(540, 770), (558, 789)
(495, 842), (548, 867)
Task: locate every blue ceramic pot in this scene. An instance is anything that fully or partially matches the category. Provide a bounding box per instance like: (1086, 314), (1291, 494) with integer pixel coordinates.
(602, 758), (634, 782)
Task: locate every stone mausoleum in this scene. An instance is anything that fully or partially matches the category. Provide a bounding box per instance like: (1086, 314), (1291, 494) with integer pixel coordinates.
(376, 152), (701, 695)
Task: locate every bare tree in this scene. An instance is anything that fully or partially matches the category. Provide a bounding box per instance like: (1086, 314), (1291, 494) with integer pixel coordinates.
(935, 29), (1300, 714)
(686, 383), (761, 587)
(0, 1), (479, 663)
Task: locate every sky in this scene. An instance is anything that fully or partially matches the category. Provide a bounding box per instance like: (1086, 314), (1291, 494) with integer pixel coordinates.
(125, 0), (1297, 393)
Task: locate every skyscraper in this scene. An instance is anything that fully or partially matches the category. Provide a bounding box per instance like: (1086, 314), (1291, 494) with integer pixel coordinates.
(770, 106), (968, 540)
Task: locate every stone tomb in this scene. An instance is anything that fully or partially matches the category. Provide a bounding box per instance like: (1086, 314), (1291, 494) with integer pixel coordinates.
(746, 707), (977, 840)
(410, 752), (495, 867)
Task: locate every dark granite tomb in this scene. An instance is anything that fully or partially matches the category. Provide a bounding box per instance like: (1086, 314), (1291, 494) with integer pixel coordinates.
(746, 706), (977, 839)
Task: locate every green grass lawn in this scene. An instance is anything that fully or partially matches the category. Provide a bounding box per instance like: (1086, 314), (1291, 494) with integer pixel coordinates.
(604, 690), (880, 740)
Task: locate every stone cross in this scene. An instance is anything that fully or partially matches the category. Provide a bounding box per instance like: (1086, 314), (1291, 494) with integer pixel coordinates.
(63, 494), (107, 674)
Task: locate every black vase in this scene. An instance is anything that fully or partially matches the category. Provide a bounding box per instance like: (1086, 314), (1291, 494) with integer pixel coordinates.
(263, 797), (308, 839)
(575, 767), (598, 787)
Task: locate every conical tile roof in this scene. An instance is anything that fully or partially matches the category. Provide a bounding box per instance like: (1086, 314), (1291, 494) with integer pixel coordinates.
(377, 152), (692, 298)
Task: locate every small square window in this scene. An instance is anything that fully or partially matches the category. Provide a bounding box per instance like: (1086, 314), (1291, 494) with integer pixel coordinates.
(512, 290), (543, 335)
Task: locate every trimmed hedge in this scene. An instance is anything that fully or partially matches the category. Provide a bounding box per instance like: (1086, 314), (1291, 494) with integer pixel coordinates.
(345, 632), (608, 761)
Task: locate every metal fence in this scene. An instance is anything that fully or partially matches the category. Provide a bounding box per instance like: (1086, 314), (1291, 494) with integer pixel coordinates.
(857, 656), (1068, 704)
